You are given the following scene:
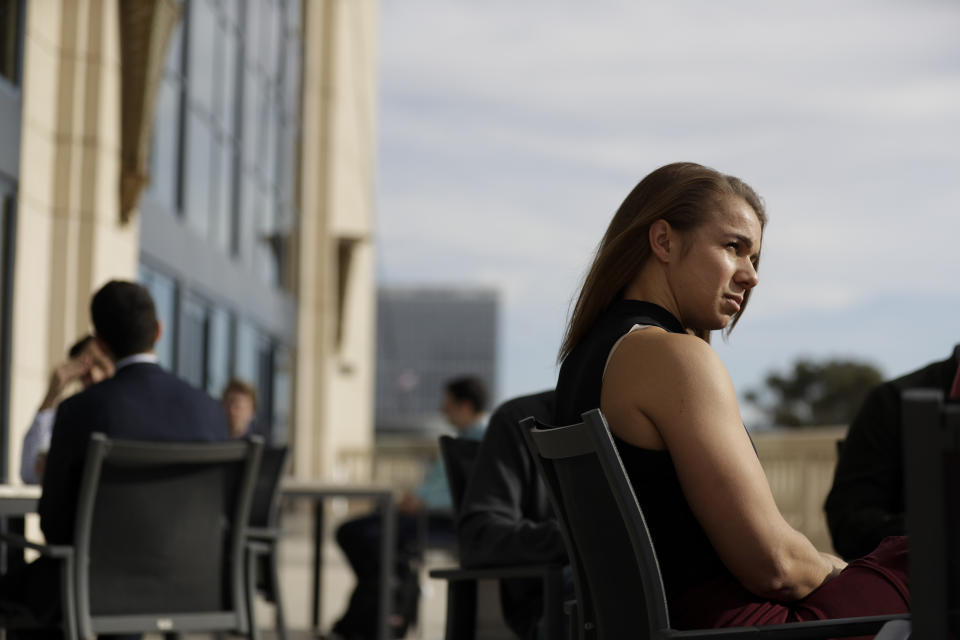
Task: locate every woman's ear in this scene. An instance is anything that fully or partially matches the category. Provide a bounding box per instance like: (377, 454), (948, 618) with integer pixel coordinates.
(649, 219), (674, 263)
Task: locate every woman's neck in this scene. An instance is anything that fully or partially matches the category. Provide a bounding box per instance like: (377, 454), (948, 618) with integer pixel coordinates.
(621, 266), (683, 324)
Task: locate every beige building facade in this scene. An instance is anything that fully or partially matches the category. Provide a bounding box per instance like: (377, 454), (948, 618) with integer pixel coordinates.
(0, 0), (378, 482)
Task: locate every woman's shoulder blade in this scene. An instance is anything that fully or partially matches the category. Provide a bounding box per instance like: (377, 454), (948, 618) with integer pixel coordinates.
(615, 329), (723, 376)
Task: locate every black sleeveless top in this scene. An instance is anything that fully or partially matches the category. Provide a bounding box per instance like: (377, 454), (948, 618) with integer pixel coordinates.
(555, 300), (733, 602)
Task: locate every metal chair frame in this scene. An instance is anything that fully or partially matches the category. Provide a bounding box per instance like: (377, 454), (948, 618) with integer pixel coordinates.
(429, 434), (565, 640)
(1, 433), (263, 640)
(246, 444), (291, 640)
(903, 388), (960, 639)
(521, 409), (908, 640)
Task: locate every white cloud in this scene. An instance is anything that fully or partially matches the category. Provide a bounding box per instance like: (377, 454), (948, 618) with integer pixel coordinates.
(377, 0), (960, 401)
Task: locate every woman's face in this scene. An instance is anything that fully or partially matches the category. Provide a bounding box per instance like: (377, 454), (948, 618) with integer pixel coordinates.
(669, 195), (762, 331)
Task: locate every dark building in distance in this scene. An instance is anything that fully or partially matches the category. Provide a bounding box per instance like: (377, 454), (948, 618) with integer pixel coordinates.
(376, 286), (498, 434)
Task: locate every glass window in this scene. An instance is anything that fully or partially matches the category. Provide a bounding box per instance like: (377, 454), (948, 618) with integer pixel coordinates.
(0, 189), (10, 356)
(147, 19), (182, 212)
(284, 0), (302, 34)
(278, 120), (296, 209)
(138, 264), (177, 370)
(241, 68), (261, 174)
(211, 139), (234, 251)
(234, 318), (259, 385)
(254, 227), (278, 287)
(0, 0), (21, 85)
(219, 26), (239, 137)
(184, 110), (214, 239)
(244, 0), (262, 69)
(145, 0), (303, 289)
(271, 344), (293, 445)
(222, 0), (241, 30)
(238, 171), (260, 263)
(206, 306), (232, 398)
(149, 77), (182, 210)
(233, 318), (275, 436)
(263, 97), (278, 186)
(0, 0), (22, 85)
(0, 183), (12, 481)
(255, 333), (273, 431)
(178, 295), (207, 388)
(260, 0), (279, 79)
(188, 0), (217, 115)
(283, 32), (302, 121)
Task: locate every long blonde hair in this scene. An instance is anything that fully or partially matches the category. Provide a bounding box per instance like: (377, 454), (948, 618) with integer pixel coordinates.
(559, 162), (767, 362)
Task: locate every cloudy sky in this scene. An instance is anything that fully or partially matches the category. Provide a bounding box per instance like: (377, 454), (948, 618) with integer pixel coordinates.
(375, 1), (960, 424)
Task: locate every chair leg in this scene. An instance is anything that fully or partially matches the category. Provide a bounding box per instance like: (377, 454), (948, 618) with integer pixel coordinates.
(443, 581), (477, 640)
(269, 546), (287, 640)
(563, 600), (579, 640)
(61, 556), (79, 640)
(542, 566), (563, 640)
(246, 546), (261, 640)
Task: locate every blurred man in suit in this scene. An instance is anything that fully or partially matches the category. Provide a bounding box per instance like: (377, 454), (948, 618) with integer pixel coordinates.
(0, 280), (229, 625)
(458, 390), (569, 639)
(825, 345), (960, 559)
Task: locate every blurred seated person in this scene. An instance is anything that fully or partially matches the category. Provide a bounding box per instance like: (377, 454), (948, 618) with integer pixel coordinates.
(20, 335), (114, 484)
(825, 344), (960, 560)
(458, 389), (569, 640)
(222, 378), (258, 439)
(331, 376), (488, 640)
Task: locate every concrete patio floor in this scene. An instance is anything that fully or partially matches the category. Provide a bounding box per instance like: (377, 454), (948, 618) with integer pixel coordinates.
(251, 504), (451, 640)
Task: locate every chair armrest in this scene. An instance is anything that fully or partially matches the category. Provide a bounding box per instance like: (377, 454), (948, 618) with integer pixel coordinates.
(246, 539), (272, 556)
(246, 526), (282, 541)
(0, 531), (73, 559)
(564, 600), (578, 640)
(872, 619), (910, 640)
(429, 563), (563, 582)
(665, 613), (910, 639)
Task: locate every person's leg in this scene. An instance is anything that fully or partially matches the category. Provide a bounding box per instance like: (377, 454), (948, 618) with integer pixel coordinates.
(390, 515), (431, 638)
(788, 535), (909, 622)
(331, 514), (384, 639)
(0, 556), (62, 623)
(425, 513), (455, 546)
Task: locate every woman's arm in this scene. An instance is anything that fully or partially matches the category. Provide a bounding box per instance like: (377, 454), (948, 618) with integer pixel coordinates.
(601, 330), (845, 601)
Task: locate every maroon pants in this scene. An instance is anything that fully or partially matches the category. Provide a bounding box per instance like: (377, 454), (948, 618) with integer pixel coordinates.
(672, 536), (909, 636)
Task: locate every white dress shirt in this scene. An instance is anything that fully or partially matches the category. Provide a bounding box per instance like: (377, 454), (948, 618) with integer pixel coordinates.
(20, 408), (56, 484)
(19, 352), (158, 484)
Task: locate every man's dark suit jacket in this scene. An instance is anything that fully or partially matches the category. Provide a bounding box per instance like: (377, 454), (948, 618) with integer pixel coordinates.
(457, 390), (567, 639)
(825, 345), (960, 560)
(39, 361), (230, 545)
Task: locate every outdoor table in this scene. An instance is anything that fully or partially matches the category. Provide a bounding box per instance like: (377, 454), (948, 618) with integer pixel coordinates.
(282, 479), (396, 640)
(0, 484), (41, 573)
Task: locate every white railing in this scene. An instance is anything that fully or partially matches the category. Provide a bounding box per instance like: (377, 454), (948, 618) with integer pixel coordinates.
(334, 426), (848, 552)
(753, 426), (846, 553)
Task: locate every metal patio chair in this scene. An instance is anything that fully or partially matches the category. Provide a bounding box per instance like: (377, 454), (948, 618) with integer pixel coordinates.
(520, 409), (909, 640)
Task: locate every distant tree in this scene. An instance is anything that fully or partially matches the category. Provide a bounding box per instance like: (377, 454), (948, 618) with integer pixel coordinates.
(744, 358), (884, 427)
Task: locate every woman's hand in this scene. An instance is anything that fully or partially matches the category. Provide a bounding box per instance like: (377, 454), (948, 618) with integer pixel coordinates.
(819, 552), (847, 586)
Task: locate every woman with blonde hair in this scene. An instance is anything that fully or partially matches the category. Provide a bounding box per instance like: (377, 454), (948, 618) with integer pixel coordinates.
(555, 162), (909, 629)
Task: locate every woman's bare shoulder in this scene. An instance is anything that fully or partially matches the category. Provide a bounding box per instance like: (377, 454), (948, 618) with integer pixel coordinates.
(603, 328), (735, 445)
(611, 327), (726, 382)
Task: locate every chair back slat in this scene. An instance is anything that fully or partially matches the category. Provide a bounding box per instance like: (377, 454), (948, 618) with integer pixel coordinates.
(72, 434), (263, 639)
(903, 390), (960, 638)
(527, 422), (596, 459)
(249, 445), (290, 529)
(521, 410), (670, 639)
